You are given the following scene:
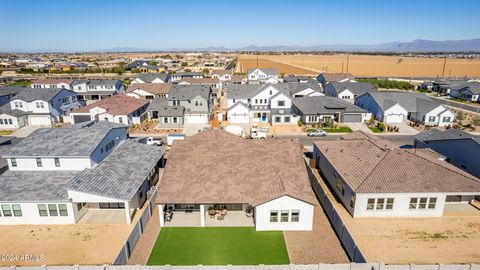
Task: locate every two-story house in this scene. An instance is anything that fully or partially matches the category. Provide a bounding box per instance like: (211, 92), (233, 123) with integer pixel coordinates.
(324, 82), (377, 103)
(170, 72), (204, 82)
(0, 88), (82, 128)
(0, 121), (165, 225)
(167, 85), (211, 124)
(246, 68), (278, 84)
(31, 79), (75, 90)
(72, 80), (125, 104)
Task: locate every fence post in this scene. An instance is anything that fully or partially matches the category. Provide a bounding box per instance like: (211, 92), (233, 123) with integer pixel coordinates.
(379, 262), (385, 270)
(409, 263), (415, 270)
(438, 264), (443, 270)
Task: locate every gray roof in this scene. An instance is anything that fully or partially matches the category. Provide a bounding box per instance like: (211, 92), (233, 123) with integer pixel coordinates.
(247, 68), (277, 76)
(415, 98), (445, 115)
(4, 121), (127, 158)
(293, 96), (365, 115)
(414, 128), (480, 145)
(11, 88), (68, 102)
(172, 72), (204, 77)
(0, 104), (29, 117)
(456, 82), (480, 94)
(0, 86), (24, 97)
(136, 73), (170, 83)
(0, 170), (78, 202)
(364, 91), (433, 112)
(147, 98), (185, 117)
(73, 79), (121, 87)
(283, 76), (317, 83)
(168, 84), (211, 101)
(66, 140), (164, 201)
(227, 83), (320, 100)
(328, 82), (376, 95)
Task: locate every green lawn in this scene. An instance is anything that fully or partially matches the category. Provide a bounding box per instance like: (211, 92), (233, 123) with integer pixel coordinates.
(8, 80), (31, 87)
(368, 126), (384, 133)
(322, 126), (353, 133)
(147, 227), (290, 265)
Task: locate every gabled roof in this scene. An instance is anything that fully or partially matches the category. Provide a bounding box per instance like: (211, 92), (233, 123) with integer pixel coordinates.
(328, 82), (376, 95)
(32, 79), (75, 85)
(0, 86), (24, 97)
(171, 72), (204, 77)
(362, 91), (433, 112)
(247, 68), (278, 76)
(415, 98), (447, 115)
(293, 96), (365, 115)
(73, 79), (121, 87)
(228, 83), (320, 100)
(0, 104), (28, 117)
(178, 78), (219, 84)
(66, 140), (164, 201)
(414, 128), (480, 145)
(155, 130), (318, 206)
(314, 138), (480, 194)
(147, 98), (184, 117)
(4, 121), (127, 157)
(11, 87), (69, 102)
(318, 73), (354, 82)
(283, 75), (318, 83)
(168, 84), (211, 101)
(71, 94), (149, 116)
(136, 73), (170, 83)
(127, 83), (172, 95)
(211, 70), (232, 76)
(227, 100), (249, 112)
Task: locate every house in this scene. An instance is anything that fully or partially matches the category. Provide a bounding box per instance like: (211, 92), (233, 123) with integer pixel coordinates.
(31, 79), (75, 90)
(227, 83), (322, 125)
(414, 128), (480, 179)
(0, 121), (164, 225)
(211, 70), (232, 82)
(177, 78), (221, 93)
(247, 68), (278, 84)
(139, 65), (166, 73)
(170, 72), (204, 82)
(292, 96), (365, 124)
(155, 130), (318, 231)
(449, 82), (480, 102)
(324, 82), (376, 103)
(316, 73), (355, 88)
(168, 84), (211, 124)
(72, 79), (125, 103)
(283, 75), (318, 83)
(69, 94), (149, 125)
(127, 83), (172, 99)
(1, 88), (82, 128)
(0, 86), (24, 106)
(147, 98), (184, 128)
(132, 73), (171, 84)
(355, 92), (455, 126)
(312, 132), (480, 218)
(127, 60), (150, 69)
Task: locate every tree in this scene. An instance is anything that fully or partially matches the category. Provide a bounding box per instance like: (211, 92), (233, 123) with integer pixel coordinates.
(149, 61), (158, 66)
(456, 111), (465, 121)
(184, 69), (192, 72)
(181, 62), (188, 67)
(202, 68), (210, 75)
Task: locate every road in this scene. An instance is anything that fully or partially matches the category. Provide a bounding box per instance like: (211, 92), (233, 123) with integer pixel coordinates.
(277, 134), (414, 148)
(430, 96), (480, 113)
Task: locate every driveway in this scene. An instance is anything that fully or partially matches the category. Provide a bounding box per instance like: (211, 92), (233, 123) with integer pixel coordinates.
(11, 125), (44, 138)
(395, 122), (419, 135)
(182, 123), (209, 136)
(345, 122), (374, 134)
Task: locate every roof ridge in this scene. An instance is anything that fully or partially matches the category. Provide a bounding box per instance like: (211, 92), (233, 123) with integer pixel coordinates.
(277, 173), (286, 194)
(354, 149), (390, 192)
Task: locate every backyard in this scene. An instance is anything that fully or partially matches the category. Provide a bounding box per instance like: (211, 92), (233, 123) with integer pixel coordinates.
(147, 227), (290, 265)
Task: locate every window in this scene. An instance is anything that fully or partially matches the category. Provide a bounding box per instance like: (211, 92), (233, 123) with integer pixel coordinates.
(38, 204), (48, 216)
(8, 119), (12, 125)
(163, 117), (169, 124)
(367, 198), (394, 211)
(10, 158), (17, 167)
(173, 117), (178, 123)
(275, 116), (281, 123)
(442, 116), (451, 123)
(58, 204), (68, 216)
(119, 117), (123, 123)
(409, 198), (418, 209)
(195, 101), (199, 106)
(386, 198), (394, 209)
(291, 210), (300, 222)
(376, 198), (385, 210)
(54, 158), (60, 167)
(0, 119), (3, 124)
(410, 197), (436, 210)
(48, 204), (58, 216)
(428, 116), (436, 122)
(277, 100), (285, 107)
(284, 116), (291, 123)
(270, 211), (278, 222)
(12, 204), (22, 217)
(1, 204), (12, 216)
(36, 102), (45, 109)
(419, 198), (427, 209)
(36, 158), (42, 167)
(77, 202), (86, 211)
(428, 198), (437, 209)
(280, 210), (289, 222)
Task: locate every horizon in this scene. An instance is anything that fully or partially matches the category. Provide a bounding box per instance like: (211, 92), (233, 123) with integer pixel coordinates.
(2, 0), (480, 53)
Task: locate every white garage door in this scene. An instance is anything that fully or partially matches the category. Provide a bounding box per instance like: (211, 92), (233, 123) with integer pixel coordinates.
(184, 113), (208, 124)
(385, 114), (404, 123)
(228, 114), (249, 124)
(29, 115), (51, 126)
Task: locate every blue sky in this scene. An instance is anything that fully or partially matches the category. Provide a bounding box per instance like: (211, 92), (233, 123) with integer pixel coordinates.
(1, 0), (479, 52)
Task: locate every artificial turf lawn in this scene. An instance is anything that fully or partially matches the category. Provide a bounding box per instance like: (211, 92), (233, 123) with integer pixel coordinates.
(147, 227), (290, 265)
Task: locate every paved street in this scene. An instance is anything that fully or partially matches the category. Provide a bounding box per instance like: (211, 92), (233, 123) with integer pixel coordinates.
(430, 96), (480, 113)
(278, 134), (414, 148)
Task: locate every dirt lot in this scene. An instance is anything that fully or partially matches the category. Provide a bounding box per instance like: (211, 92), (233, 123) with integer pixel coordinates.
(315, 170), (480, 264)
(238, 54), (480, 77)
(0, 224), (131, 266)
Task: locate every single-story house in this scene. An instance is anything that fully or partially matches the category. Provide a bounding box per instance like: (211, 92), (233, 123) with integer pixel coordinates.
(127, 83), (172, 99)
(292, 96), (365, 124)
(131, 73), (171, 84)
(155, 130), (318, 231)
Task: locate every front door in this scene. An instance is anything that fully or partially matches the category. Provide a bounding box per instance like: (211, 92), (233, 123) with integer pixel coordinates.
(261, 113), (267, 122)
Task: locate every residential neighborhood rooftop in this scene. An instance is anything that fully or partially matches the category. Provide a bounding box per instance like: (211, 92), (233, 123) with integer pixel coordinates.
(127, 83), (172, 95)
(168, 84), (211, 101)
(71, 94), (149, 115)
(136, 73), (170, 83)
(293, 96), (365, 114)
(414, 128), (480, 144)
(32, 78), (75, 85)
(147, 98), (184, 117)
(362, 91), (433, 111)
(11, 87), (66, 102)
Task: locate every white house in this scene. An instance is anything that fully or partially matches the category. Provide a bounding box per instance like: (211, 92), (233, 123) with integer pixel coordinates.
(316, 73), (355, 89)
(167, 85), (211, 124)
(355, 91), (455, 126)
(155, 130), (317, 231)
(126, 83), (172, 100)
(324, 82), (376, 103)
(72, 79), (125, 104)
(131, 73), (171, 84)
(0, 87), (82, 128)
(0, 121), (165, 225)
(246, 68), (278, 84)
(31, 79), (75, 90)
(170, 72), (204, 82)
(69, 94), (149, 125)
(313, 132), (480, 218)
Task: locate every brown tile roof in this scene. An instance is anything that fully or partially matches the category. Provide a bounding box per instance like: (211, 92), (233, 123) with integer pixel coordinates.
(178, 78), (219, 84)
(211, 70), (232, 76)
(230, 75), (244, 82)
(127, 83), (172, 95)
(71, 94), (149, 116)
(314, 139), (480, 194)
(321, 73), (354, 82)
(155, 130), (318, 206)
(340, 130), (379, 141)
(32, 79), (75, 85)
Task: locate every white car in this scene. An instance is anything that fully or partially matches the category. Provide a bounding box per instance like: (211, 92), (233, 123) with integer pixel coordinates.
(146, 137), (163, 146)
(307, 129), (328, 137)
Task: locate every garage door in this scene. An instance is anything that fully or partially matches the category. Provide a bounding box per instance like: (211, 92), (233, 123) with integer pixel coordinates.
(28, 115), (51, 126)
(184, 113), (208, 124)
(385, 114), (404, 123)
(73, 115), (91, 124)
(343, 113), (362, 123)
(228, 113), (249, 124)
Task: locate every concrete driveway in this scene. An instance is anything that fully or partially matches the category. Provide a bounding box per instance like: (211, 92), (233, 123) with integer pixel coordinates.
(182, 123), (209, 136)
(11, 125), (44, 138)
(345, 122), (374, 134)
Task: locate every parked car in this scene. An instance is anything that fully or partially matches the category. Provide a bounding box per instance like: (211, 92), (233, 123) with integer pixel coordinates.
(307, 129), (327, 137)
(250, 125), (268, 139)
(146, 137), (163, 146)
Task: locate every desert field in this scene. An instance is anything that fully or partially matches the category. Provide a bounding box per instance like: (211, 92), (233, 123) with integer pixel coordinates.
(238, 54), (480, 78)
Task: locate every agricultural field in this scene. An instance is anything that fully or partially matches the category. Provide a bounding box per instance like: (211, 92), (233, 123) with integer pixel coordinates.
(237, 54), (480, 78)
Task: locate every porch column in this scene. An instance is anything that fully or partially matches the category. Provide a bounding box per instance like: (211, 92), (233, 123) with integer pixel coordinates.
(125, 201), (132, 224)
(200, 204), (205, 227)
(159, 204), (164, 227)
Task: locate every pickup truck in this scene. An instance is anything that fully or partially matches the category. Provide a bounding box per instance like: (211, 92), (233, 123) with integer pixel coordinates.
(250, 125), (268, 139)
(146, 137), (163, 146)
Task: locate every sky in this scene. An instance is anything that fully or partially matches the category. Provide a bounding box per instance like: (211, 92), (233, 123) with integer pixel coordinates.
(1, 0), (480, 52)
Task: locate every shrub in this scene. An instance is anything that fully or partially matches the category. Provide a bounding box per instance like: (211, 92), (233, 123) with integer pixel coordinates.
(357, 79), (414, 90)
(297, 120), (303, 127)
(377, 122), (385, 131)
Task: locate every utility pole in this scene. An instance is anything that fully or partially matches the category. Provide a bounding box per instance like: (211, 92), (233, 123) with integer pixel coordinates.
(341, 62), (344, 73)
(441, 57), (447, 77)
(256, 55), (259, 68)
(346, 55), (350, 74)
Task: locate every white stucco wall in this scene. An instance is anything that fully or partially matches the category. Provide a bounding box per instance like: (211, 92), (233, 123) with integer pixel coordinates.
(0, 202), (77, 225)
(255, 195), (314, 231)
(7, 157), (92, 171)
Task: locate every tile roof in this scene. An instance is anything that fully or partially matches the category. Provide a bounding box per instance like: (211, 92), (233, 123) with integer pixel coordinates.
(168, 84), (211, 101)
(11, 87), (68, 102)
(71, 94), (149, 115)
(155, 130), (318, 206)
(4, 121), (127, 157)
(364, 91), (433, 112)
(414, 128), (480, 145)
(147, 98), (184, 117)
(328, 82), (377, 95)
(178, 78), (219, 84)
(318, 73), (354, 82)
(247, 68), (278, 76)
(211, 70), (232, 76)
(136, 73), (170, 83)
(66, 140), (164, 201)
(292, 96), (365, 115)
(340, 130), (379, 140)
(314, 138), (480, 194)
(32, 79), (75, 85)
(127, 83), (172, 95)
